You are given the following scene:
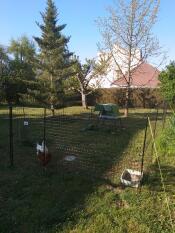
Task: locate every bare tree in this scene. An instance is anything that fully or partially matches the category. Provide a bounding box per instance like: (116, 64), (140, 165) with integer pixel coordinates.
(97, 0), (161, 116)
(76, 59), (95, 109)
(67, 57), (107, 109)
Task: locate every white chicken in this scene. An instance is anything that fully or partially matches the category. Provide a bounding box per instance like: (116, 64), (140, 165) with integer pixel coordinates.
(36, 141), (51, 166)
(36, 141), (48, 154)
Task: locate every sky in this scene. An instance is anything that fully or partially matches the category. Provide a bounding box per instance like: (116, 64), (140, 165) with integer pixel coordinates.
(0, 0), (175, 67)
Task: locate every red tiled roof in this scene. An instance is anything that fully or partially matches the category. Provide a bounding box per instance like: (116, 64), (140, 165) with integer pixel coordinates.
(112, 63), (160, 88)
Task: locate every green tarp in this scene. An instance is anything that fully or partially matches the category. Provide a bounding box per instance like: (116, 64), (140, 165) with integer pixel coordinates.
(94, 103), (119, 117)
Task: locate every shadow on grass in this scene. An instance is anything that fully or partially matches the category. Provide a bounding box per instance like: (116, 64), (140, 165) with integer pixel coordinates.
(0, 110), (161, 233)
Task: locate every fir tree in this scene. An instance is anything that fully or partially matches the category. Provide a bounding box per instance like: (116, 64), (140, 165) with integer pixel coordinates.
(34, 0), (73, 113)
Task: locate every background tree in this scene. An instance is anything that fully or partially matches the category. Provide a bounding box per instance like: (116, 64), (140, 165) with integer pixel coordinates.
(8, 36), (37, 104)
(0, 45), (9, 102)
(0, 46), (9, 77)
(9, 36), (36, 63)
(65, 57), (107, 109)
(159, 62), (175, 104)
(97, 0), (160, 116)
(34, 0), (73, 114)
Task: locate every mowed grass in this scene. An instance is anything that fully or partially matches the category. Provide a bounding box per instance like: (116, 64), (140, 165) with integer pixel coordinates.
(0, 105), (91, 119)
(0, 106), (174, 233)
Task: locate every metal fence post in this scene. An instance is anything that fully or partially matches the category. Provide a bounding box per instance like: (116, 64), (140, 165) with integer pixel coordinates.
(151, 108), (159, 156)
(9, 104), (14, 167)
(43, 108), (46, 161)
(139, 117), (148, 191)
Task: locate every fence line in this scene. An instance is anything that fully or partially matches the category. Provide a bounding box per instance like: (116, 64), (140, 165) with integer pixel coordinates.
(1, 104), (174, 231)
(148, 117), (175, 233)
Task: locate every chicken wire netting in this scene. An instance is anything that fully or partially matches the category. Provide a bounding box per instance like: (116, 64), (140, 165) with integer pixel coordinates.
(5, 105), (168, 184)
(0, 105), (174, 232)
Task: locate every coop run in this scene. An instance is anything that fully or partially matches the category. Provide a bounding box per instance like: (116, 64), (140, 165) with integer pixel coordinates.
(6, 106), (152, 184)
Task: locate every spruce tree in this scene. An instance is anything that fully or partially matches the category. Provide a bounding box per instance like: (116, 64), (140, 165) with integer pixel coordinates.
(34, 0), (73, 113)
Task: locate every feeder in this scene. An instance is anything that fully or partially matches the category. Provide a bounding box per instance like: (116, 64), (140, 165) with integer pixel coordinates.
(120, 169), (143, 188)
(94, 103), (119, 119)
(24, 121), (29, 126)
(64, 155), (76, 162)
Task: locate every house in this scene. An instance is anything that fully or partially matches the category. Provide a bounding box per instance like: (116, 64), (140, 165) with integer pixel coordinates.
(91, 45), (160, 89)
(112, 62), (160, 88)
(90, 45), (141, 88)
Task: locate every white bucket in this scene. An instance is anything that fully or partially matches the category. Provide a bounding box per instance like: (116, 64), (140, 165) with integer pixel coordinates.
(120, 169), (143, 188)
(64, 155), (76, 162)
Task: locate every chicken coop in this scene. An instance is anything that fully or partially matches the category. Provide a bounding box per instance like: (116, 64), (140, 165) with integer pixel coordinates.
(94, 103), (120, 119)
(93, 103), (123, 130)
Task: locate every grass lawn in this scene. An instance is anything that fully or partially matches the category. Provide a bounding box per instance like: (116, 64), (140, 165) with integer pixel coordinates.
(0, 106), (174, 233)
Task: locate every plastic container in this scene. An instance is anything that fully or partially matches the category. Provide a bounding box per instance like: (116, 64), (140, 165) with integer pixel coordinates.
(120, 169), (143, 188)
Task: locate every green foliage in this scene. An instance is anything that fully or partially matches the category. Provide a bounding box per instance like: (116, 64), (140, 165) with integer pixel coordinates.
(9, 36), (36, 63)
(5, 36), (38, 104)
(157, 115), (175, 155)
(0, 46), (9, 75)
(34, 0), (74, 107)
(0, 45), (10, 102)
(159, 62), (175, 104)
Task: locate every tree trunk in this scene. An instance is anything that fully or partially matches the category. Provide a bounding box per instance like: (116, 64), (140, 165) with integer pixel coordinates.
(81, 92), (88, 109)
(143, 96), (146, 109)
(124, 87), (130, 117)
(50, 74), (55, 116)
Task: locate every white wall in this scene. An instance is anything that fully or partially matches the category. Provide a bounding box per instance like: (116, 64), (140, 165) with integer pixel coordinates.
(90, 45), (142, 88)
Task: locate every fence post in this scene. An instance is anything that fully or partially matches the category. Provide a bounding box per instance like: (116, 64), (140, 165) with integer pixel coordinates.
(9, 104), (14, 167)
(139, 117), (148, 191)
(162, 102), (168, 129)
(151, 108), (159, 156)
(43, 108), (46, 162)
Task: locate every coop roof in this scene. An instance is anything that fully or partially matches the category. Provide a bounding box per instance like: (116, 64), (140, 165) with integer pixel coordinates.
(94, 103), (119, 116)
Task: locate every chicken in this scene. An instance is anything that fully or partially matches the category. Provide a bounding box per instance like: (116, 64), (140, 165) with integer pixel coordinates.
(36, 141), (51, 166)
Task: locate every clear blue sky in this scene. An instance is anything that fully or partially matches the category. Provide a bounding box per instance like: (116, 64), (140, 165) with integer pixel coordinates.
(0, 0), (175, 67)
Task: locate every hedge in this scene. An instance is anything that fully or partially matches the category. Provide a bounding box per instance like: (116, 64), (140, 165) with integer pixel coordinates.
(87, 88), (164, 108)
(1, 88), (164, 108)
